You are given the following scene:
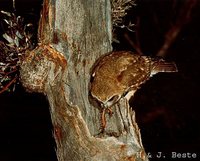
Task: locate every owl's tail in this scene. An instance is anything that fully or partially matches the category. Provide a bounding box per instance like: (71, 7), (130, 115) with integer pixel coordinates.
(151, 60), (178, 76)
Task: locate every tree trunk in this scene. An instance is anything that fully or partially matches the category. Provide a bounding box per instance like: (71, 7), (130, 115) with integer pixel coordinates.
(20, 0), (149, 160)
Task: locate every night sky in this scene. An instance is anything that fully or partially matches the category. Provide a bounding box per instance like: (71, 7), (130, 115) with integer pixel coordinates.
(0, 0), (200, 161)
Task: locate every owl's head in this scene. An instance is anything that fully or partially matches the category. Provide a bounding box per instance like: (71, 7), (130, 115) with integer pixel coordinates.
(90, 78), (124, 108)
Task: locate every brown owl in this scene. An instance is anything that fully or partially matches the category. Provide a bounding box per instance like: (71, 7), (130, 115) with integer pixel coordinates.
(91, 51), (177, 106)
(90, 51), (177, 132)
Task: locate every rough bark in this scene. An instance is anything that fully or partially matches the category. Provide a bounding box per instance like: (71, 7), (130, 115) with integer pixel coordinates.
(20, 0), (149, 160)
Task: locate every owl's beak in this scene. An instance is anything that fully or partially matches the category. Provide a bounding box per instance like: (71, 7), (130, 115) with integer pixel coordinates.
(103, 95), (121, 108)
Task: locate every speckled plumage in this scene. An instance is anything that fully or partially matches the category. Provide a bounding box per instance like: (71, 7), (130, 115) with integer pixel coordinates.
(90, 51), (177, 108)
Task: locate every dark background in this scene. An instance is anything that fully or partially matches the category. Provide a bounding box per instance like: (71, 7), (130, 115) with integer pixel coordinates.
(0, 0), (200, 161)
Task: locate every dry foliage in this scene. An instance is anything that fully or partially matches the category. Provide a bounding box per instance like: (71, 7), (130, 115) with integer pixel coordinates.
(0, 10), (35, 93)
(111, 0), (135, 30)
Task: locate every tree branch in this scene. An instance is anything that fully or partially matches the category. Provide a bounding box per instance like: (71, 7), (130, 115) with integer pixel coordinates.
(157, 0), (197, 57)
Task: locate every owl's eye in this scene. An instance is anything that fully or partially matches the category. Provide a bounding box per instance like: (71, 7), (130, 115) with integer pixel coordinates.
(105, 95), (121, 108)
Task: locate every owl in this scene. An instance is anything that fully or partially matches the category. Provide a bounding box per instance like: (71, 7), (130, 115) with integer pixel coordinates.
(90, 51), (177, 107)
(90, 51), (177, 132)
